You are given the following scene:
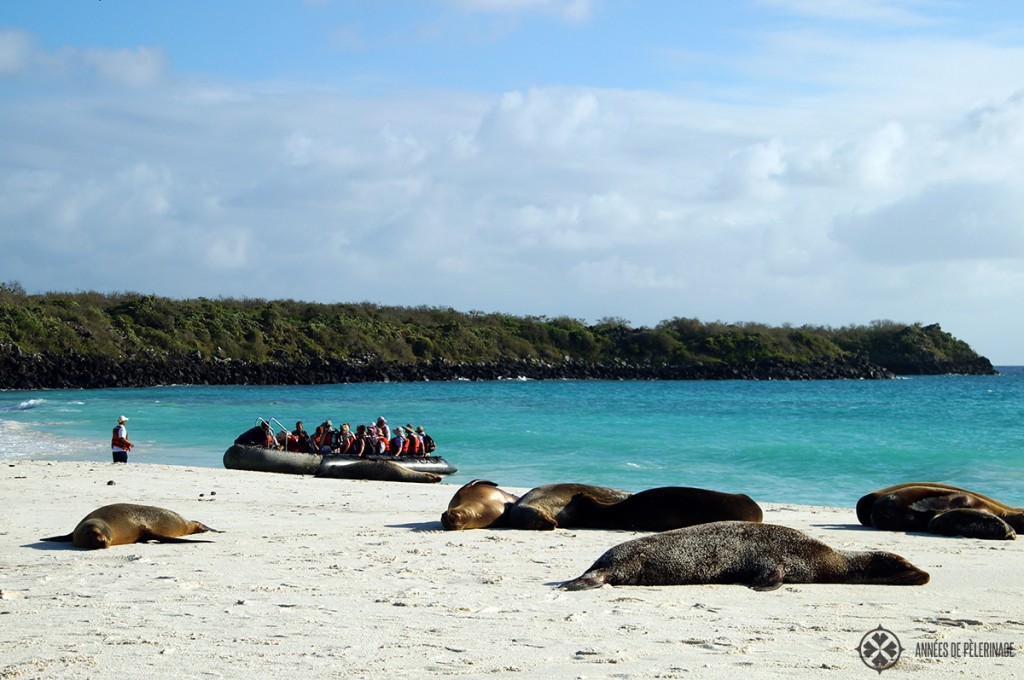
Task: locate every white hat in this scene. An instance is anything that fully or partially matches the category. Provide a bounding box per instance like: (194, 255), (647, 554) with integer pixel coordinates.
(118, 415), (129, 423)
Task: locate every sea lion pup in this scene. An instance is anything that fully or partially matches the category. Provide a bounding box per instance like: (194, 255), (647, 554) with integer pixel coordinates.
(441, 480), (520, 530)
(41, 503), (222, 550)
(858, 483), (1024, 539)
(314, 459), (441, 483)
(926, 508), (1016, 540)
(506, 483), (632, 530)
(566, 486), (763, 531)
(558, 521), (930, 591)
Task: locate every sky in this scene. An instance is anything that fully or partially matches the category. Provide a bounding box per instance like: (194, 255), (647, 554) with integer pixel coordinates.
(2, 1), (1024, 363)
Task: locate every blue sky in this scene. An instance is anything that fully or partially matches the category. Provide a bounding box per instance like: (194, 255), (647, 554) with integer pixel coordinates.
(3, 0), (1024, 362)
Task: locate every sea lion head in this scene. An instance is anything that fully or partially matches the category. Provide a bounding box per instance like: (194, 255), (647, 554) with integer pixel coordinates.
(74, 519), (113, 549)
(855, 551), (930, 585)
(440, 480), (517, 530)
(440, 507), (471, 531)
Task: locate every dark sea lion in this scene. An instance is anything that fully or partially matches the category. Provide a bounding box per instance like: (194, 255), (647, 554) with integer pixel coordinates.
(566, 486), (764, 531)
(559, 521), (930, 591)
(315, 458), (441, 483)
(859, 483), (1024, 539)
(441, 480), (520, 530)
(926, 508), (1016, 540)
(41, 503), (222, 550)
(506, 483), (632, 530)
(223, 444), (322, 475)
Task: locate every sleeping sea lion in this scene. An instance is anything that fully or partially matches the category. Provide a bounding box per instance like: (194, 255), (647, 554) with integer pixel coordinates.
(506, 483), (632, 530)
(565, 486), (763, 531)
(858, 482), (1024, 539)
(222, 444), (322, 475)
(41, 503), (221, 550)
(441, 480), (520, 530)
(559, 521), (930, 591)
(926, 508), (1016, 540)
(315, 458), (441, 483)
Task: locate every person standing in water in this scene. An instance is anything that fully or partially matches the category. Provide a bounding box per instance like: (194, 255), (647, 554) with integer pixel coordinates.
(111, 415), (133, 463)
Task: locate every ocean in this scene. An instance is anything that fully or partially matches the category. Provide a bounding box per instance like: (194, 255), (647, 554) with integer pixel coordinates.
(2, 368), (1022, 508)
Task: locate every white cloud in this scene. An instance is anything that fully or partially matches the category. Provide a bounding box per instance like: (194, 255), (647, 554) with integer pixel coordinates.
(449, 0), (594, 22)
(0, 29), (33, 75)
(755, 0), (939, 25)
(78, 46), (167, 88)
(832, 181), (1024, 263)
(0, 33), (165, 86)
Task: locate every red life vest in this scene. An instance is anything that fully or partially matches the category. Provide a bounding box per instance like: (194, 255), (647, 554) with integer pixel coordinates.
(111, 425), (131, 451)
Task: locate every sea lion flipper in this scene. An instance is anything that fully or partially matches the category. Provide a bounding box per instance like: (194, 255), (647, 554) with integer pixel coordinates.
(558, 569), (611, 591)
(40, 533), (74, 543)
(152, 536), (214, 544)
(526, 510), (558, 530)
(909, 492), (975, 514)
(140, 530), (213, 544)
(749, 564), (786, 591)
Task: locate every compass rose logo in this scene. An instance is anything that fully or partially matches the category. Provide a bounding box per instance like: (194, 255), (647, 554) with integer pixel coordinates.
(858, 625), (904, 673)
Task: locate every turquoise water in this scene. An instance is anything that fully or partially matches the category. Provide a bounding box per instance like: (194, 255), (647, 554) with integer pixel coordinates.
(2, 369), (1022, 508)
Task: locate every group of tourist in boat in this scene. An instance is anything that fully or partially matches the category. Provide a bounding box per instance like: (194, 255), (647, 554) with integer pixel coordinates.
(234, 416), (437, 457)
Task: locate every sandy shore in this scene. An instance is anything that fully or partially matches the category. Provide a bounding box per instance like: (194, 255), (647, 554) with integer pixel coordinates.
(1, 461), (1021, 679)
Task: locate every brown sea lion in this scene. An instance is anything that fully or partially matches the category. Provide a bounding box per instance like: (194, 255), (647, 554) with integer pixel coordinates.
(566, 486), (763, 531)
(856, 482), (980, 526)
(440, 480), (520, 530)
(857, 483), (1024, 539)
(559, 521), (930, 591)
(315, 458), (441, 483)
(41, 503), (222, 550)
(506, 483), (632, 530)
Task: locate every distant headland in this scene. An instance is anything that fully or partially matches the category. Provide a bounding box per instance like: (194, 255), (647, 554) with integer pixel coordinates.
(0, 284), (996, 389)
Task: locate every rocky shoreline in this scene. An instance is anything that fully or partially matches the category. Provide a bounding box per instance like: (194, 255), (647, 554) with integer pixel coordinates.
(0, 349), (997, 390)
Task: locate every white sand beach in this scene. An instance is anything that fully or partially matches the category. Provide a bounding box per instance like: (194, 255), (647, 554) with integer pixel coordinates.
(1, 461), (1021, 679)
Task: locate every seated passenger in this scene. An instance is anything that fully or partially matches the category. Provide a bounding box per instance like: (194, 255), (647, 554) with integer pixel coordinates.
(292, 421), (312, 453)
(390, 427), (406, 456)
(404, 423), (422, 456)
(368, 425), (386, 455)
(316, 420), (336, 454)
(350, 424), (369, 457)
(376, 416), (391, 441)
(418, 426), (436, 454)
(336, 423), (354, 454)
(234, 421), (276, 448)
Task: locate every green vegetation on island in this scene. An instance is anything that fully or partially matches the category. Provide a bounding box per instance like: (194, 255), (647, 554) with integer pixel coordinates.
(0, 283), (996, 389)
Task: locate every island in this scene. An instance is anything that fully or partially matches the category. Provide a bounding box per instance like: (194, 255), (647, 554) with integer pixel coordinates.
(0, 284), (996, 389)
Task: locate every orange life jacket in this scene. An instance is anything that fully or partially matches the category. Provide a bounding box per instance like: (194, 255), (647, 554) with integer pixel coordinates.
(111, 425), (131, 451)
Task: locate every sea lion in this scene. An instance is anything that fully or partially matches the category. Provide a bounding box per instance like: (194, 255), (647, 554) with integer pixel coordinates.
(506, 483), (632, 530)
(315, 458), (441, 483)
(559, 521), (930, 591)
(41, 503), (222, 550)
(858, 483), (1024, 539)
(441, 480), (520, 530)
(926, 508), (1016, 540)
(223, 444), (322, 475)
(566, 486), (764, 531)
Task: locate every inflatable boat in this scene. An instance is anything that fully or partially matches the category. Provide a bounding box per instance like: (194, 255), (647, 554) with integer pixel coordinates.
(223, 444), (457, 476)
